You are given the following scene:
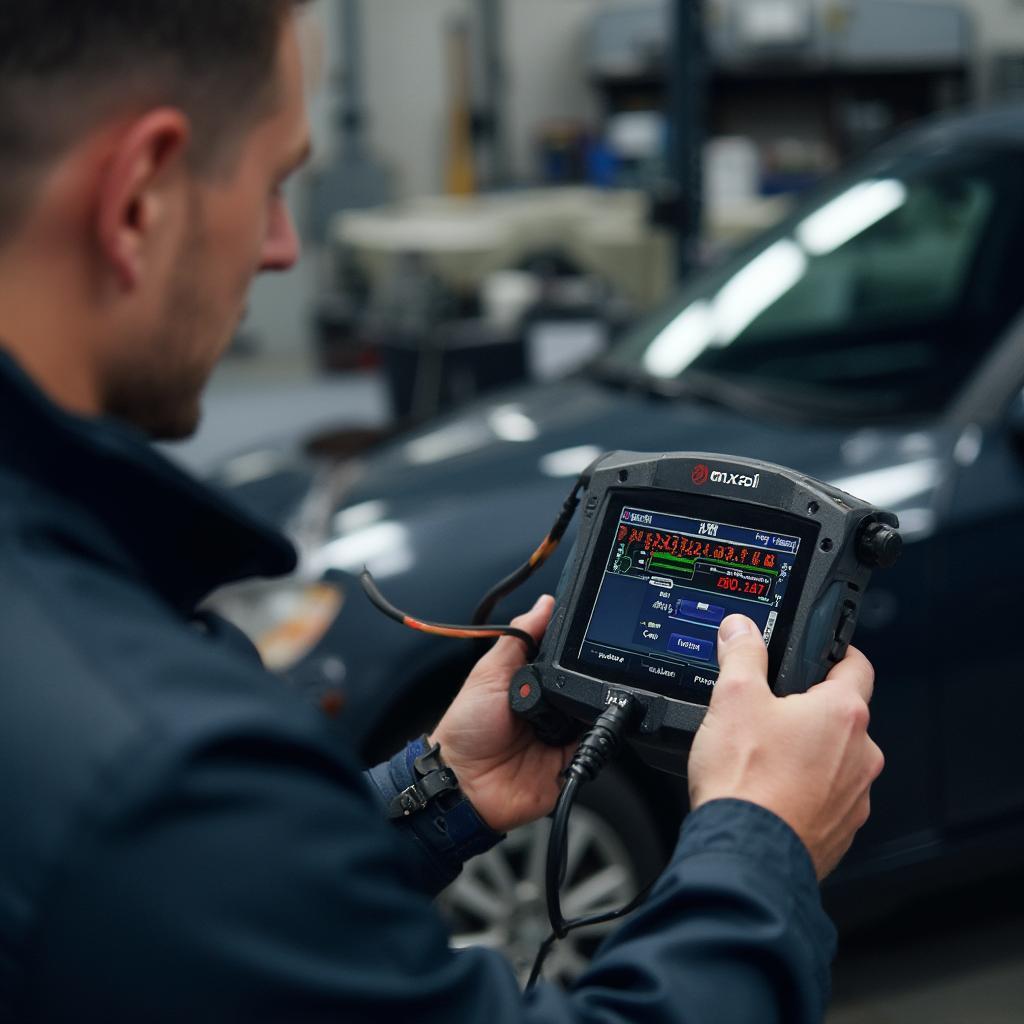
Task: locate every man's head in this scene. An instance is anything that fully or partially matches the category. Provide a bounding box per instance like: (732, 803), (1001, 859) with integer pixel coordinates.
(0, 1), (312, 438)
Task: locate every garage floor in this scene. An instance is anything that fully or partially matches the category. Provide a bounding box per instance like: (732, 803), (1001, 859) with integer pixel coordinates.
(828, 875), (1024, 1023)
(164, 354), (390, 473)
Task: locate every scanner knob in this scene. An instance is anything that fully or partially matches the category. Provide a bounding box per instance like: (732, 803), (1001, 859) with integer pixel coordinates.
(856, 522), (902, 569)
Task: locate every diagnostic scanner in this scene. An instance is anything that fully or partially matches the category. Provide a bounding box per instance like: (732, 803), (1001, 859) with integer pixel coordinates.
(510, 451), (901, 774)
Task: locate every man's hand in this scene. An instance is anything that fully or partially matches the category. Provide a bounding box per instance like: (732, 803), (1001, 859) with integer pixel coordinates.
(431, 595), (573, 834)
(688, 614), (884, 880)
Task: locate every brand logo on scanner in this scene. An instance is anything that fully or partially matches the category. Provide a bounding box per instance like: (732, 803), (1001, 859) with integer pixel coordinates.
(693, 464), (761, 490)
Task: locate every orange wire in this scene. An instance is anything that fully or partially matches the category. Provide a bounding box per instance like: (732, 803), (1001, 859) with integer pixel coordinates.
(404, 618), (508, 642)
(528, 536), (559, 568)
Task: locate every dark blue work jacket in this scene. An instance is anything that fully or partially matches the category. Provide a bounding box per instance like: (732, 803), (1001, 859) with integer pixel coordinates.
(0, 352), (836, 1022)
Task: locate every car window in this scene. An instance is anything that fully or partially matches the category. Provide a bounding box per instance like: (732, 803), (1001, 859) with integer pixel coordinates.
(748, 177), (992, 337)
(606, 145), (1024, 418)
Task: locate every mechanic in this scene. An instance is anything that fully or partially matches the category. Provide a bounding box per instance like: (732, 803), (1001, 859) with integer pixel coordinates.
(0, 3), (883, 1022)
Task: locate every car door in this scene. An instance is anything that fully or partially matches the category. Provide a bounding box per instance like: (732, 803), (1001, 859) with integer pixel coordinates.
(937, 369), (1024, 832)
(849, 496), (948, 855)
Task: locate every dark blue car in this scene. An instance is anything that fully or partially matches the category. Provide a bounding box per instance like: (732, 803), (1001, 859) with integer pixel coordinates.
(210, 104), (1024, 981)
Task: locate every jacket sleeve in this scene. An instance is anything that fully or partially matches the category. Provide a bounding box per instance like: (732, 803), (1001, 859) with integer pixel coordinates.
(22, 715), (836, 1024)
(365, 739), (504, 896)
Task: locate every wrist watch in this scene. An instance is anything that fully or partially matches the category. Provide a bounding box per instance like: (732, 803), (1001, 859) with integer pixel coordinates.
(386, 735), (461, 819)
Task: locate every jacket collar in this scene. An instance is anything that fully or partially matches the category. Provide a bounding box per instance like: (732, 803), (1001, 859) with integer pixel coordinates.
(0, 350), (297, 613)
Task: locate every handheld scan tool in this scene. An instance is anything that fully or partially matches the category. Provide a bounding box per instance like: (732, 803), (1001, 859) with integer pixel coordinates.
(508, 451), (901, 774)
(360, 449), (902, 982)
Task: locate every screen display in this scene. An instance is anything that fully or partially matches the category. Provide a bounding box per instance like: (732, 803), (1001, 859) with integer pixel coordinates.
(560, 492), (816, 705)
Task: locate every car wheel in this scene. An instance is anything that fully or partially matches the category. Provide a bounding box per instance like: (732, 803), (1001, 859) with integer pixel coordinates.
(438, 766), (668, 985)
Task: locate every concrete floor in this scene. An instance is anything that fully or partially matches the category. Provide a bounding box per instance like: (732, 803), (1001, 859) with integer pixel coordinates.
(161, 354), (390, 474)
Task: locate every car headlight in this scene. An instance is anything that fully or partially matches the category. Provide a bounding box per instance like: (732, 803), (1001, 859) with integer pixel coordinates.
(208, 579), (344, 672)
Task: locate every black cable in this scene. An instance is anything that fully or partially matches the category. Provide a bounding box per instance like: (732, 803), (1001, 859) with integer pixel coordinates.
(472, 457), (604, 627)
(526, 882), (656, 990)
(545, 773), (581, 938)
(470, 483), (582, 627)
(360, 458), (607, 659)
(526, 698), (642, 990)
(360, 569), (540, 661)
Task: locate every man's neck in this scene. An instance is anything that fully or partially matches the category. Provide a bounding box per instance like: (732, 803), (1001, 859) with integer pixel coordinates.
(0, 249), (105, 419)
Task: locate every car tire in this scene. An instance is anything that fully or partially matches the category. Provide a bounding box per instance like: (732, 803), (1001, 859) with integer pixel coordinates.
(438, 765), (668, 985)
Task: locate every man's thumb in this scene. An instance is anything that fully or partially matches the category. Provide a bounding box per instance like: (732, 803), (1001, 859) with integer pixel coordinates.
(713, 615), (769, 699)
(485, 594), (554, 669)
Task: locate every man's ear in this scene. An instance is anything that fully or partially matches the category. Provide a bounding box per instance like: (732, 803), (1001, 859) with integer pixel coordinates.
(95, 108), (192, 291)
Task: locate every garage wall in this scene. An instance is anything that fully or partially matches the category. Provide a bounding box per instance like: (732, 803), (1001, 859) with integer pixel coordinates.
(241, 2), (333, 357)
(360, 0), (467, 197)
(939, 0), (1024, 98)
(935, 0), (1024, 53)
(245, 0), (1024, 356)
(344, 0), (1024, 197)
(503, 0), (655, 183)
(350, 0), (653, 196)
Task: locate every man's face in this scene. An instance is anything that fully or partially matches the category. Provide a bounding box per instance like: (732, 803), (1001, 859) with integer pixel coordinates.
(104, 14), (311, 440)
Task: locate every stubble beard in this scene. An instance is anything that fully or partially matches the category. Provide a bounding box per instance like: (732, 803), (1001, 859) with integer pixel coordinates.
(103, 226), (230, 442)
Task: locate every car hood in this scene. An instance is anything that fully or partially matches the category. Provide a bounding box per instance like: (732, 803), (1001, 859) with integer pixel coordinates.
(334, 377), (949, 527)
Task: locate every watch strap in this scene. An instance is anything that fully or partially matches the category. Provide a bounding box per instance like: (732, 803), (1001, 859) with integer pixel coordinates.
(387, 735), (460, 819)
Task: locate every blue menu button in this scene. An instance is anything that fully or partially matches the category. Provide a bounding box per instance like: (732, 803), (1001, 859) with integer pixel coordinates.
(676, 600), (725, 625)
(668, 633), (714, 662)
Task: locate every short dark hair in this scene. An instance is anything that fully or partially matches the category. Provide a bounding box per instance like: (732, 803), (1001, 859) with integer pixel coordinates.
(0, 0), (308, 238)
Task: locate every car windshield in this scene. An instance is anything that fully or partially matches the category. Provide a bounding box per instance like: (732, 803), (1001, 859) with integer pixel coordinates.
(602, 142), (1024, 419)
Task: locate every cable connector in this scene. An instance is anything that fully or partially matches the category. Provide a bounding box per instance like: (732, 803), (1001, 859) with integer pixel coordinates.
(536, 695), (641, 981)
(565, 698), (637, 784)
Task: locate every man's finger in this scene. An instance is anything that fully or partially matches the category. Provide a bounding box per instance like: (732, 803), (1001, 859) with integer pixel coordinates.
(817, 645), (875, 704)
(483, 594), (555, 671)
(713, 615), (769, 700)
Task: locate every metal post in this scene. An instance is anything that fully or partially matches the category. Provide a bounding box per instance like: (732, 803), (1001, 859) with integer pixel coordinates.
(668, 0), (708, 279)
(476, 0), (510, 188)
(308, 0), (391, 243)
(339, 0), (365, 161)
